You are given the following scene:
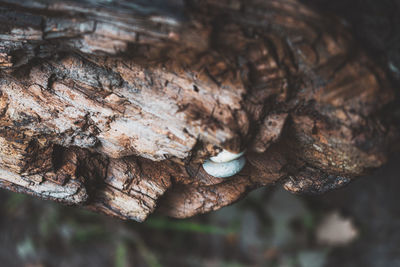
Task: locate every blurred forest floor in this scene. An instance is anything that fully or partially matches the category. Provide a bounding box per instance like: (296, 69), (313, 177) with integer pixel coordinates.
(0, 153), (399, 267)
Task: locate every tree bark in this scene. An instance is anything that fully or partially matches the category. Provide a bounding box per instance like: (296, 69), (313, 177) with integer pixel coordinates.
(0, 0), (397, 221)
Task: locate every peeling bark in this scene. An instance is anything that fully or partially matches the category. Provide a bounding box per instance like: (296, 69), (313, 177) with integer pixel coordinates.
(0, 0), (397, 221)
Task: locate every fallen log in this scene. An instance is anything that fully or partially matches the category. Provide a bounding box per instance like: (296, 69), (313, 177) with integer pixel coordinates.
(0, 0), (397, 221)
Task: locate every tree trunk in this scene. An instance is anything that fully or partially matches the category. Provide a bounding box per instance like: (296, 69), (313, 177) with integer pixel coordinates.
(0, 0), (397, 221)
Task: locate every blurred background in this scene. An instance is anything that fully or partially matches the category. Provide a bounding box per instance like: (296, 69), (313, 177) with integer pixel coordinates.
(0, 153), (399, 267)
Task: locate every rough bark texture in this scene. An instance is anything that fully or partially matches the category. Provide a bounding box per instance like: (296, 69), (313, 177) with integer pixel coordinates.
(0, 0), (397, 221)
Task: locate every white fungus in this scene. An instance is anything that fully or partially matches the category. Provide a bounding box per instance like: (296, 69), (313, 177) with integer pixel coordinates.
(210, 149), (246, 163)
(203, 150), (246, 178)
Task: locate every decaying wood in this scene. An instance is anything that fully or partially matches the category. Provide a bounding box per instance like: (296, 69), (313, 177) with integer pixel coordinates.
(0, 0), (397, 221)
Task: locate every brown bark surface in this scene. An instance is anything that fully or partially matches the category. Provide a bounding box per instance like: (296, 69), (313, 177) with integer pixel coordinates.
(0, 0), (397, 221)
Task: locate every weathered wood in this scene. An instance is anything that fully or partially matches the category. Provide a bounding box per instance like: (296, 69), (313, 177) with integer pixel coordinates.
(0, 0), (397, 221)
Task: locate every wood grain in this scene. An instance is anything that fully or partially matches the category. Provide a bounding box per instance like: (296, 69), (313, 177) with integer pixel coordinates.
(0, 0), (397, 221)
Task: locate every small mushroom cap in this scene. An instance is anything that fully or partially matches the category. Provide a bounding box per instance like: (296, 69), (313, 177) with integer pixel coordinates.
(202, 156), (246, 178)
(210, 149), (245, 163)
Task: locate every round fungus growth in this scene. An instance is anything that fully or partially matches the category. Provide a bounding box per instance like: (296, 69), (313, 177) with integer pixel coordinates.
(209, 149), (245, 163)
(203, 150), (246, 178)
